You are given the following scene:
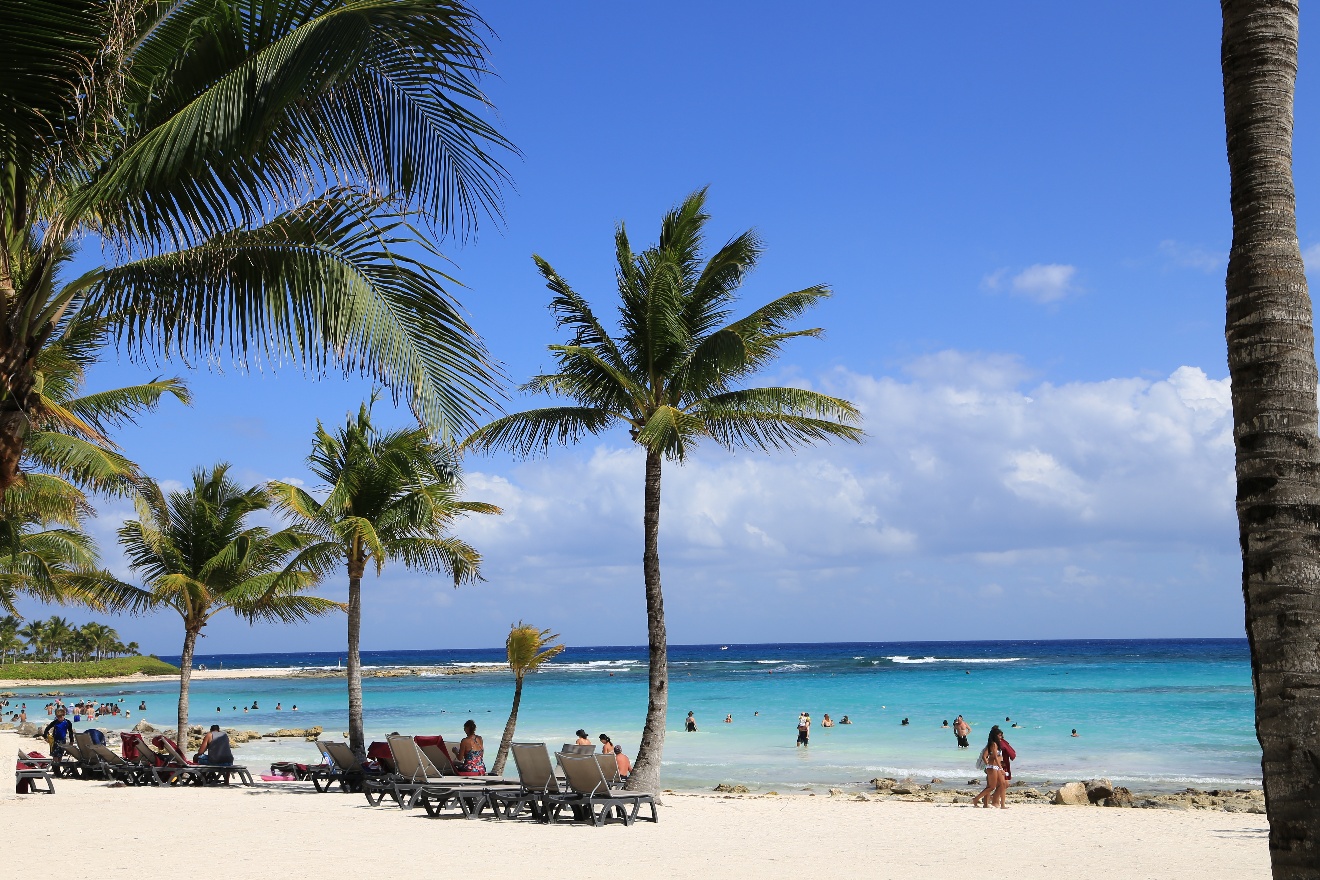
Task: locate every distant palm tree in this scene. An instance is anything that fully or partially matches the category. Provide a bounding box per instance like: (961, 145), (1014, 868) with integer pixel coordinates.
(1220, 1), (1320, 869)
(44, 616), (73, 660)
(0, 0), (514, 491)
(119, 465), (342, 739)
(124, 641), (139, 657)
(491, 622), (565, 775)
(17, 619), (47, 659)
(466, 190), (863, 792)
(0, 615), (21, 663)
(271, 400), (499, 756)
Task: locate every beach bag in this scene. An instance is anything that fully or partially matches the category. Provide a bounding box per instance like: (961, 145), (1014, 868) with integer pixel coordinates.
(87, 728), (106, 746)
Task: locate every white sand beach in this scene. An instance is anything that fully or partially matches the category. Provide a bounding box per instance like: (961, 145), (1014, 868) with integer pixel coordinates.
(0, 667), (297, 688)
(0, 731), (1269, 879)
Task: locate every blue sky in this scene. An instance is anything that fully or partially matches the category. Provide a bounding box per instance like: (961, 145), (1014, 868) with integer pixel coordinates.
(20, 0), (1320, 654)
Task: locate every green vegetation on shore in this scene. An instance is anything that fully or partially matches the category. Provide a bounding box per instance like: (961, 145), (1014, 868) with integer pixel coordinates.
(0, 656), (178, 681)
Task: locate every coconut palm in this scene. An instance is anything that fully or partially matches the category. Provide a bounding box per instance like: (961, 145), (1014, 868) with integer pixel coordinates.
(0, 615), (21, 662)
(0, 0), (514, 492)
(491, 622), (564, 775)
(119, 464), (342, 740)
(465, 189), (864, 792)
(0, 478), (134, 616)
(270, 399), (499, 756)
(17, 619), (47, 659)
(1221, 1), (1320, 870)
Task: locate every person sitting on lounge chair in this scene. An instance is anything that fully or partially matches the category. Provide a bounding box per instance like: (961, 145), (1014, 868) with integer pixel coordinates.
(614, 745), (632, 781)
(455, 719), (486, 774)
(575, 729), (591, 746)
(194, 725), (234, 766)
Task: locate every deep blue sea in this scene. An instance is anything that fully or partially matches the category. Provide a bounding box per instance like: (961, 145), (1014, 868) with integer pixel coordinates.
(8, 639), (1259, 791)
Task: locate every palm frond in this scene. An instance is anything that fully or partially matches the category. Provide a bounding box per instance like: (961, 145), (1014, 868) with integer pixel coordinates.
(463, 407), (617, 458)
(90, 193), (500, 437)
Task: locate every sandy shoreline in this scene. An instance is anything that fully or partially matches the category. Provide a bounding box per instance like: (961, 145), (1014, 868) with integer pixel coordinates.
(0, 667), (306, 689)
(0, 729), (1269, 879)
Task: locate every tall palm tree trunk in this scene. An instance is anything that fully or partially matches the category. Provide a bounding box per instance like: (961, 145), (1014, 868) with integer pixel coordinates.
(628, 449), (667, 793)
(1221, 2), (1320, 875)
(347, 567), (365, 759)
(492, 675), (524, 776)
(176, 627), (198, 747)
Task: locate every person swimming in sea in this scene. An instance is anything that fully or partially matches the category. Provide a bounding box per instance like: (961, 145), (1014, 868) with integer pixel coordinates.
(840, 715), (851, 724)
(1071, 728), (1079, 737)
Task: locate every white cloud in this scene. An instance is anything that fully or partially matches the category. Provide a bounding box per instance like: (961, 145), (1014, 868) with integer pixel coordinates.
(983, 264), (1079, 303)
(66, 352), (1244, 648)
(1303, 243), (1320, 274)
(1160, 240), (1225, 273)
(426, 352), (1242, 641)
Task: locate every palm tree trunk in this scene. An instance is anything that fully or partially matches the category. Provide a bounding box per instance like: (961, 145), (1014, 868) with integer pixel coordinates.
(1222, 2), (1320, 875)
(176, 627), (198, 748)
(491, 675), (524, 776)
(346, 569), (365, 759)
(627, 448), (667, 793)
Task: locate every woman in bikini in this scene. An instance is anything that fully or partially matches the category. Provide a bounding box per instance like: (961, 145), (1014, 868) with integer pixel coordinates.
(455, 719), (486, 775)
(971, 729), (1004, 808)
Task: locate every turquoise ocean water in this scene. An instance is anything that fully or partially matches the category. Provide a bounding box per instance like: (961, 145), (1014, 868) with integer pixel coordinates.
(7, 640), (1258, 791)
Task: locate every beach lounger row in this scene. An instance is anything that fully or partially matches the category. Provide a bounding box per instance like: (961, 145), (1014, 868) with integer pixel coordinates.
(343, 735), (655, 826)
(24, 733), (255, 787)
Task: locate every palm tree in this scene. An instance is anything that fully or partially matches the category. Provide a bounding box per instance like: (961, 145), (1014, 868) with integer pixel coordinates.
(0, 0), (514, 491)
(270, 399), (499, 756)
(124, 641), (139, 657)
(491, 622), (565, 775)
(44, 616), (73, 660)
(0, 615), (20, 663)
(17, 619), (47, 660)
(1221, 1), (1320, 870)
(465, 190), (864, 792)
(0, 479), (132, 616)
(119, 464), (342, 740)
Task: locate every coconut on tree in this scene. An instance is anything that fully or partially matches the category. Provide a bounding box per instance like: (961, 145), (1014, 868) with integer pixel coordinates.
(465, 189), (864, 792)
(0, 0), (513, 494)
(270, 400), (499, 757)
(491, 622), (565, 776)
(118, 465), (342, 742)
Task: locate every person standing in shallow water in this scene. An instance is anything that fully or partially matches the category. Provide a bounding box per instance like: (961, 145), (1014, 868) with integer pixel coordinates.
(953, 715), (970, 748)
(685, 712), (698, 732)
(797, 712), (811, 746)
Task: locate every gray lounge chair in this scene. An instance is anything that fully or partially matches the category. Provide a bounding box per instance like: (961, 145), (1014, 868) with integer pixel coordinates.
(382, 736), (512, 817)
(551, 753), (657, 827)
(560, 743), (595, 755)
(488, 742), (566, 820)
(75, 733), (150, 785)
(51, 736), (96, 779)
(320, 741), (387, 793)
(155, 736), (251, 786)
(15, 749), (55, 794)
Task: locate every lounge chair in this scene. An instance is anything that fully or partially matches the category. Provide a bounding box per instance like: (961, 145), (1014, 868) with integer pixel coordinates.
(148, 735), (231, 786)
(488, 742), (566, 820)
(550, 753), (657, 827)
(372, 735), (505, 816)
(160, 735), (254, 786)
(560, 743), (595, 755)
(50, 737), (96, 779)
(321, 741), (387, 793)
(15, 750), (55, 794)
(74, 732), (147, 785)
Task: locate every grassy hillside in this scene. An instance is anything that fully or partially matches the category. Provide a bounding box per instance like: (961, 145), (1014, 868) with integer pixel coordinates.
(0, 656), (179, 681)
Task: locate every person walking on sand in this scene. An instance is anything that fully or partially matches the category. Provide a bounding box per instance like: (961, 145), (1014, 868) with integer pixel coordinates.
(971, 730), (1004, 808)
(953, 715), (970, 748)
(993, 726), (1016, 807)
(796, 712), (811, 747)
(42, 708), (74, 762)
